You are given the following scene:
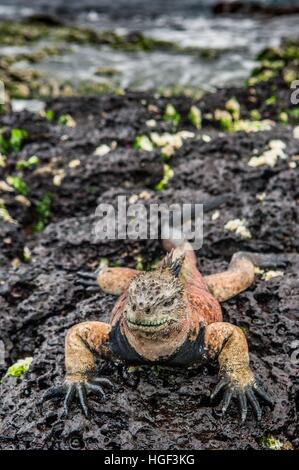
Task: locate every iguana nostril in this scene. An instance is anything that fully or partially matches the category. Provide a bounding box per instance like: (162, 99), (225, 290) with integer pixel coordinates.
(145, 307), (150, 314)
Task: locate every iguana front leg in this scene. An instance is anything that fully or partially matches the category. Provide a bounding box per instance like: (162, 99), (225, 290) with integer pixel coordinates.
(205, 322), (273, 421)
(43, 321), (113, 417)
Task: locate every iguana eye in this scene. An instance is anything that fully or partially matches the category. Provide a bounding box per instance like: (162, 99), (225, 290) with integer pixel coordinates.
(132, 304), (136, 311)
(163, 298), (174, 307)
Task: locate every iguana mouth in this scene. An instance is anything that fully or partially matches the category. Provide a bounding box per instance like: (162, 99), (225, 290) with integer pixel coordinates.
(126, 317), (171, 330)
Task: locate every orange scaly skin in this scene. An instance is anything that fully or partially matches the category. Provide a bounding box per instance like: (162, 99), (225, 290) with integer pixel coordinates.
(44, 242), (275, 422)
(180, 252), (223, 329)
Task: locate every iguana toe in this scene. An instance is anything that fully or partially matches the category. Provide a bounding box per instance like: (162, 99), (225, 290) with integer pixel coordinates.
(211, 374), (273, 422)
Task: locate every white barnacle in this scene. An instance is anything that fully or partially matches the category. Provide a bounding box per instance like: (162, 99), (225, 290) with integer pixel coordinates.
(94, 144), (111, 157)
(53, 169), (65, 187)
(211, 210), (220, 221)
(248, 140), (287, 168)
(262, 270), (284, 281)
(146, 119), (156, 128)
(0, 180), (14, 192)
(69, 159), (81, 169)
(256, 192), (266, 202)
(293, 126), (299, 139)
(224, 218), (252, 240)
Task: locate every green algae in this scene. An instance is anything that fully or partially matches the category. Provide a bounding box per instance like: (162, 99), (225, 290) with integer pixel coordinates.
(0, 19), (222, 102)
(247, 69), (276, 86)
(0, 128), (27, 154)
(10, 128), (28, 152)
(16, 155), (40, 171)
(0, 21), (50, 46)
(260, 435), (284, 450)
(6, 175), (28, 196)
(2, 357), (33, 380)
(214, 109), (233, 131)
(0, 20), (222, 57)
(133, 135), (154, 151)
(265, 95), (277, 106)
(163, 104), (181, 126)
(33, 193), (53, 232)
(289, 107), (299, 120)
(257, 40), (299, 63)
(250, 109), (262, 121)
(188, 105), (202, 129)
(249, 40), (299, 91)
(58, 114), (76, 127)
(134, 255), (144, 271)
(155, 164), (174, 191)
(44, 110), (55, 121)
(225, 97), (241, 120)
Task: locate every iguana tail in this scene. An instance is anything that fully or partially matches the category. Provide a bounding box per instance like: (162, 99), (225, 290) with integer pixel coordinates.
(162, 193), (230, 254)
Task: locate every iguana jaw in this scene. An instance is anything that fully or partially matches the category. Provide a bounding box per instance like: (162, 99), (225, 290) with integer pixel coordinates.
(126, 316), (174, 332)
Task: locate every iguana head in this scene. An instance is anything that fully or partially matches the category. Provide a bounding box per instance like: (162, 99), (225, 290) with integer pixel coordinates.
(123, 254), (186, 335)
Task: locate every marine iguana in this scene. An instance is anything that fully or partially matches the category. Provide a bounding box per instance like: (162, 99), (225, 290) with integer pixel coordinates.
(44, 232), (283, 422)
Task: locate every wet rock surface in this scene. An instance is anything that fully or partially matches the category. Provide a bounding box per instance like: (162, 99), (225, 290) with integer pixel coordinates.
(0, 87), (299, 450)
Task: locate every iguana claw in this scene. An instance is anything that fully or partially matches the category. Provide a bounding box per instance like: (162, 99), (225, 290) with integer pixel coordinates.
(211, 377), (273, 422)
(75, 271), (99, 292)
(43, 377), (114, 418)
